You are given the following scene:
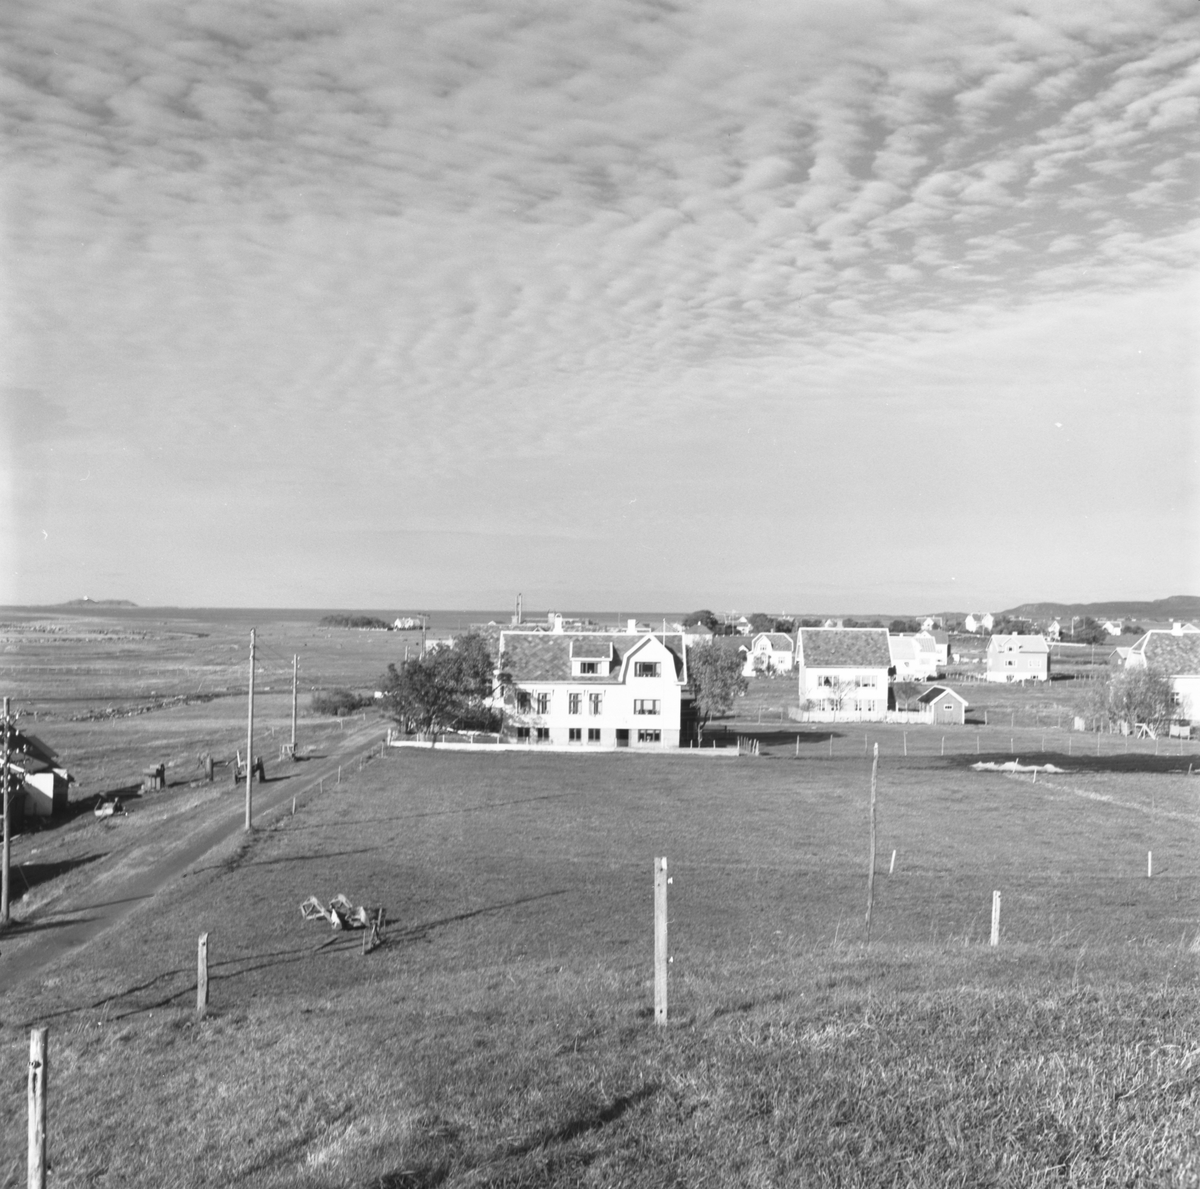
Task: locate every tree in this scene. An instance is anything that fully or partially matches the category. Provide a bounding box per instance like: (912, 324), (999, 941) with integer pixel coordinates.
(1091, 666), (1175, 734)
(748, 613), (775, 634)
(773, 617), (796, 634)
(684, 610), (720, 630)
(1067, 616), (1107, 645)
(889, 618), (920, 634)
(893, 680), (921, 711)
(687, 640), (749, 738)
(379, 632), (499, 735)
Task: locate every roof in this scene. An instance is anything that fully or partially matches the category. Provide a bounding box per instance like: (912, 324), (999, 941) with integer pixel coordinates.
(753, 632), (794, 651)
(987, 634), (1049, 655)
(498, 632), (686, 683)
(917, 685), (968, 707)
(799, 628), (892, 669)
(1129, 631), (1200, 675)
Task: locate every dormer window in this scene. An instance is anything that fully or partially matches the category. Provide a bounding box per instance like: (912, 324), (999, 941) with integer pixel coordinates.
(579, 661), (598, 675)
(634, 662), (661, 678)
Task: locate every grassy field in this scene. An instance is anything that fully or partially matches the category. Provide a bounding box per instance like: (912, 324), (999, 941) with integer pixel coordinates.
(3, 747), (1200, 1186)
(3, 611), (1200, 1186)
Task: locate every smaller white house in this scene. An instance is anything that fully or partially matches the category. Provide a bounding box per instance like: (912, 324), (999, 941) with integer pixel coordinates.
(1102, 620), (1125, 636)
(986, 635), (1050, 682)
(745, 632), (795, 676)
(888, 634), (939, 681)
(964, 613), (995, 634)
(1046, 620), (1062, 641)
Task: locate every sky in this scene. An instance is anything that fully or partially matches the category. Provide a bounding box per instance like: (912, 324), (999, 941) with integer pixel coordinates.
(1, 0), (1198, 615)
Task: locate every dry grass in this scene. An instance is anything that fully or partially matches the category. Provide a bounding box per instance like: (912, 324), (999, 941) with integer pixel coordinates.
(3, 749), (1200, 1186)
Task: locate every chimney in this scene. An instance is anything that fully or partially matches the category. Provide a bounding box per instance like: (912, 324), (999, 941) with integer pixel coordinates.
(627, 618), (638, 634)
(552, 614), (564, 633)
(1172, 621), (1183, 636)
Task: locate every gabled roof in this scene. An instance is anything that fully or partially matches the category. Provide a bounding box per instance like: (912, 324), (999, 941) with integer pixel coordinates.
(753, 632), (794, 652)
(498, 632), (686, 683)
(799, 628), (891, 669)
(1129, 631), (1200, 675)
(917, 684), (968, 707)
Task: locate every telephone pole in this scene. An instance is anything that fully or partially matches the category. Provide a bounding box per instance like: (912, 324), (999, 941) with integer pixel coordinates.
(245, 629), (255, 831)
(290, 654), (298, 757)
(1, 697), (10, 924)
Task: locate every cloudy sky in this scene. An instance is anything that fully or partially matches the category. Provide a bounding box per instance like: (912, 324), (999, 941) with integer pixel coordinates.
(2, 0), (1197, 614)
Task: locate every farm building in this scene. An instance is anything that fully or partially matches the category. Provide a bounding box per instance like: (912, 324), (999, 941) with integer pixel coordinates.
(494, 630), (692, 747)
(917, 685), (969, 725)
(794, 628), (892, 721)
(889, 633), (939, 681)
(1124, 627), (1200, 724)
(745, 632), (795, 676)
(985, 634), (1050, 683)
(2, 726), (73, 819)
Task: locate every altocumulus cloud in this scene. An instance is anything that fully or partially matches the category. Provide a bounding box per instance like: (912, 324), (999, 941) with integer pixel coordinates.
(1, 0), (1197, 603)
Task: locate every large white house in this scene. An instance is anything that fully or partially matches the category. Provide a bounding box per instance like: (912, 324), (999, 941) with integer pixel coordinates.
(795, 628), (892, 721)
(494, 630), (691, 747)
(986, 634), (1050, 682)
(1124, 626), (1200, 724)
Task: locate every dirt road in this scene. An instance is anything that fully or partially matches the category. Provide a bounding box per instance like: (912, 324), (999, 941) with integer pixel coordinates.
(0, 721), (386, 994)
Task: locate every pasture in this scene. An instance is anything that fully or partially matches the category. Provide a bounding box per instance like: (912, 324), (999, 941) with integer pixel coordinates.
(3, 746), (1200, 1186)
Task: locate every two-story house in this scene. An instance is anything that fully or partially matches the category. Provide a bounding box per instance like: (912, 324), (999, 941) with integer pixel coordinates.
(795, 628), (892, 721)
(495, 630), (691, 747)
(985, 634), (1050, 682)
(745, 632), (795, 676)
(1124, 625), (1200, 724)
(889, 633), (939, 681)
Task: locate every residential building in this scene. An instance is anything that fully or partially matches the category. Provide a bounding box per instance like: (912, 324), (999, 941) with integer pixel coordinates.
(795, 628), (892, 721)
(964, 612), (994, 634)
(494, 630), (691, 747)
(889, 633), (939, 681)
(985, 635), (1050, 682)
(745, 632), (795, 676)
(916, 685), (969, 725)
(1124, 626), (1200, 724)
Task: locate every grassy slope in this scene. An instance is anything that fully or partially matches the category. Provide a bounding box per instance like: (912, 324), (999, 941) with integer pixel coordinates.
(3, 750), (1200, 1186)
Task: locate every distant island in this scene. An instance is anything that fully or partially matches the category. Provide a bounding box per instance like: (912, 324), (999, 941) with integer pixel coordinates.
(319, 614), (392, 630)
(61, 598), (139, 607)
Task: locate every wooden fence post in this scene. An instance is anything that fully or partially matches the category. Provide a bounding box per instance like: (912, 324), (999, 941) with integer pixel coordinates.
(889, 848), (896, 875)
(28, 1026), (48, 1189)
(1148, 851), (1153, 879)
(990, 891), (1001, 947)
(865, 744), (878, 943)
(197, 933), (209, 1017)
(654, 857), (668, 1025)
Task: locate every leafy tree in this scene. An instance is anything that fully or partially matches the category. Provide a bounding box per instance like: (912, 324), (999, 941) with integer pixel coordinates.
(310, 687), (373, 716)
(748, 613), (775, 634)
(799, 618), (823, 627)
(893, 680), (922, 711)
(687, 640), (749, 739)
(1066, 616), (1107, 645)
(889, 618), (920, 634)
(774, 617), (796, 634)
(379, 632), (498, 735)
(683, 609), (720, 629)
(1090, 667), (1175, 734)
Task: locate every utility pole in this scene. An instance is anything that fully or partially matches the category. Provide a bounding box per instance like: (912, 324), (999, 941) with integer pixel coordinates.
(290, 654), (298, 757)
(421, 615), (427, 658)
(1, 697), (10, 924)
(245, 629), (255, 831)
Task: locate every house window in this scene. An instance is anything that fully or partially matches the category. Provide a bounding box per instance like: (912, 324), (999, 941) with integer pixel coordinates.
(579, 661), (598, 675)
(860, 675), (876, 687)
(637, 729), (661, 743)
(1005, 660), (1015, 667)
(535, 692), (551, 714)
(634, 699), (660, 715)
(634, 662), (661, 678)
(516, 691), (531, 712)
(568, 693), (582, 715)
(568, 727), (581, 742)
(588, 692), (603, 715)
(516, 726), (531, 741)
(820, 675), (833, 687)
(587, 727), (601, 742)
(535, 727), (550, 742)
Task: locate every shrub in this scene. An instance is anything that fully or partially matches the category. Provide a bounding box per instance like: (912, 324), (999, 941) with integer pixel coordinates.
(310, 687), (373, 716)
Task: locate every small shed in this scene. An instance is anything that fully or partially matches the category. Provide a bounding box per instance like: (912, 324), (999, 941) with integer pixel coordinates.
(917, 684), (969, 725)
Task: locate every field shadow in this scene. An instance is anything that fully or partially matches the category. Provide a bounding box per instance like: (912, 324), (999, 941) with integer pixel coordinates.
(507, 1085), (660, 1156)
(947, 752), (1198, 775)
(392, 890), (569, 945)
(9, 852), (104, 900)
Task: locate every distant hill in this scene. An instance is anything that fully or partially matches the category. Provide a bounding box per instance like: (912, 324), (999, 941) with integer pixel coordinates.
(60, 598), (138, 607)
(998, 595), (1200, 621)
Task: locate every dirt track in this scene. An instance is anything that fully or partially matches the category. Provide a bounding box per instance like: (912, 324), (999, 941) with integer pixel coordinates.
(0, 721), (385, 994)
